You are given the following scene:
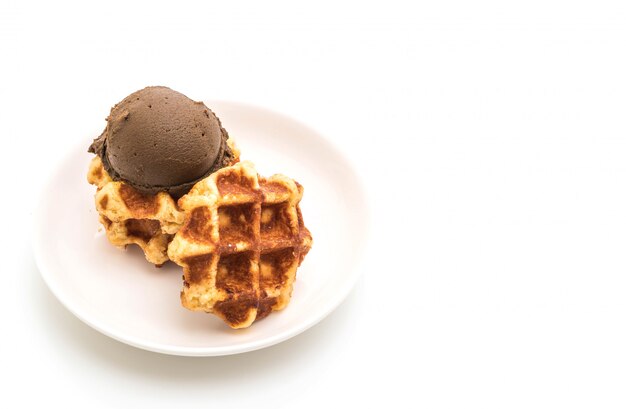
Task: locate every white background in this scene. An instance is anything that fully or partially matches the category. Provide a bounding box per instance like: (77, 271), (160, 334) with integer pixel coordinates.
(2, 0), (626, 407)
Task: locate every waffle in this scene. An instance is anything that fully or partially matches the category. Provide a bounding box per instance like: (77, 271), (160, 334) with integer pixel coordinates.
(87, 140), (240, 266)
(167, 161), (312, 328)
(87, 156), (185, 265)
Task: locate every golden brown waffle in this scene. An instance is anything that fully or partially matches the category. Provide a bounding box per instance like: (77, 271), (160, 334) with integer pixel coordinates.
(87, 156), (185, 265)
(87, 140), (240, 266)
(168, 161), (312, 328)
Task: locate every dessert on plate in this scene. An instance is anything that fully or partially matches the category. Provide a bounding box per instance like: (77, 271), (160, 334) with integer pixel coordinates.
(86, 86), (312, 328)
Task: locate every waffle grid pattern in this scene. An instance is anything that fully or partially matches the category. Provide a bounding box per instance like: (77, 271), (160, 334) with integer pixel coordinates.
(87, 157), (185, 265)
(168, 161), (312, 328)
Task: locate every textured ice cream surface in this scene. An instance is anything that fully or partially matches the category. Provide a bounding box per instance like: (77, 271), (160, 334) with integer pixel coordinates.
(89, 86), (234, 198)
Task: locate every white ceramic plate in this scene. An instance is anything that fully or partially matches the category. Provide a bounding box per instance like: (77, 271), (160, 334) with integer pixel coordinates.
(33, 101), (369, 356)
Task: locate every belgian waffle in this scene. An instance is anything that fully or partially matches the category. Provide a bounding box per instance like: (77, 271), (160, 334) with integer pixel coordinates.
(167, 161), (312, 328)
(87, 140), (240, 266)
(87, 156), (185, 265)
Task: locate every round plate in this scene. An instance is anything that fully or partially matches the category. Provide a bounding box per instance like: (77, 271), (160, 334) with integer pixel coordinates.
(33, 101), (369, 356)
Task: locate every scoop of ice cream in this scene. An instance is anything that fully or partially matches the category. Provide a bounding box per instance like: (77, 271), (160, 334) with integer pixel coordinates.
(89, 86), (234, 198)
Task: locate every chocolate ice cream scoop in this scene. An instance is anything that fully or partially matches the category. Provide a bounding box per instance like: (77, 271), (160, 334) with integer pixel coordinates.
(89, 86), (234, 198)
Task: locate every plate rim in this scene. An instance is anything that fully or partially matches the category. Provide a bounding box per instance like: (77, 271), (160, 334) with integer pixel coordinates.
(32, 99), (371, 357)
